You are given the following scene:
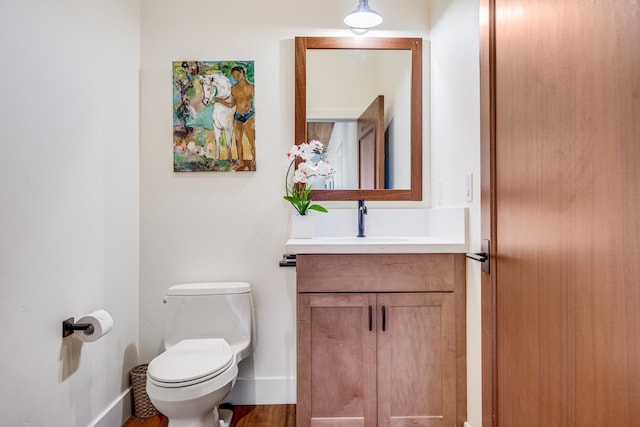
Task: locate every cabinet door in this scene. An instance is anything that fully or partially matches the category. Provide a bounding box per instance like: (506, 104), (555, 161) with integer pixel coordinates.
(377, 293), (456, 427)
(297, 293), (377, 427)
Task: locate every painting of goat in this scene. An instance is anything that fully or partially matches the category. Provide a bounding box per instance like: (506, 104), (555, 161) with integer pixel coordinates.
(172, 60), (255, 172)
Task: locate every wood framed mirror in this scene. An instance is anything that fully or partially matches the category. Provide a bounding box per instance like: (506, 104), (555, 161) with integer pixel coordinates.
(295, 36), (422, 201)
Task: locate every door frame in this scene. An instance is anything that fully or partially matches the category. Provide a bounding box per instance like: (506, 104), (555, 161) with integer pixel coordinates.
(479, 0), (498, 426)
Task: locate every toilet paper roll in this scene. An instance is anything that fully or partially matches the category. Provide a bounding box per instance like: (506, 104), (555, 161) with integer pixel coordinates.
(75, 309), (113, 343)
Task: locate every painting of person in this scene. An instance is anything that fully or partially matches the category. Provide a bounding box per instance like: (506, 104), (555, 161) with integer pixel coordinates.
(172, 60), (255, 172)
(230, 66), (256, 171)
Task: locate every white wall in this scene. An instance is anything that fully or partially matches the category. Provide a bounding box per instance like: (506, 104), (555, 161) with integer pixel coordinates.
(139, 0), (429, 404)
(0, 1), (141, 426)
(0, 0), (480, 423)
(429, 0), (482, 426)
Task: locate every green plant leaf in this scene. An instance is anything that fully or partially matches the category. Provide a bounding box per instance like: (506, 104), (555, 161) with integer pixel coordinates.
(308, 204), (329, 213)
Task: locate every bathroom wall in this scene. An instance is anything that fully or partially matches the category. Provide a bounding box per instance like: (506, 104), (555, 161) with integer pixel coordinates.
(0, 1), (141, 426)
(0, 0), (480, 425)
(139, 0), (430, 404)
(0, 0), (479, 424)
(429, 0), (482, 426)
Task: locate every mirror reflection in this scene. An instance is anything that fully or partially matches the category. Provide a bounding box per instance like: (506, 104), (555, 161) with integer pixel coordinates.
(295, 37), (422, 201)
(306, 49), (412, 190)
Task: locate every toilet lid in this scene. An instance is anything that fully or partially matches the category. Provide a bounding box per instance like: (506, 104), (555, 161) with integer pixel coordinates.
(148, 338), (233, 385)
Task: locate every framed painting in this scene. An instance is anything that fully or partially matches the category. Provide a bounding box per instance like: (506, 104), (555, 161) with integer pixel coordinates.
(173, 60), (255, 172)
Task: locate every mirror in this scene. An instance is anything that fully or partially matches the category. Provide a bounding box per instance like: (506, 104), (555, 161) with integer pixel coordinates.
(295, 37), (422, 201)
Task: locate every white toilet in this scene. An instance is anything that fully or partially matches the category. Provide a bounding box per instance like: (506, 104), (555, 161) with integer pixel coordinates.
(146, 282), (255, 427)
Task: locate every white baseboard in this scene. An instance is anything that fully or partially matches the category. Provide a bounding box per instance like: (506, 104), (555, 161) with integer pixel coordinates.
(89, 377), (294, 426)
(225, 377), (296, 405)
(91, 388), (131, 427)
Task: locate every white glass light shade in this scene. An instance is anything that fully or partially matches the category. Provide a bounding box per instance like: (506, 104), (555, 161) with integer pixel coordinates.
(350, 27), (370, 35)
(344, 0), (383, 29)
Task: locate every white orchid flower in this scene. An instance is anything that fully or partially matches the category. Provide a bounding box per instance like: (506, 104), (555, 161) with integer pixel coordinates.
(284, 140), (332, 215)
(316, 161), (334, 176)
(299, 161), (316, 173)
(308, 140), (324, 153)
(298, 144), (313, 161)
(293, 168), (308, 183)
(286, 145), (301, 163)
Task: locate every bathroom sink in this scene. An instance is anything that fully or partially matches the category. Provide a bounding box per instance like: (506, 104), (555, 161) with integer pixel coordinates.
(285, 207), (468, 254)
(325, 236), (411, 244)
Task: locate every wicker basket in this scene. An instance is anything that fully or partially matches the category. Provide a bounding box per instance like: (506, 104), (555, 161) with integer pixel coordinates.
(129, 364), (160, 418)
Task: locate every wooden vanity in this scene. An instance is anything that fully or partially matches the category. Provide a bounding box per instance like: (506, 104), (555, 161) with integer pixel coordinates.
(296, 253), (467, 427)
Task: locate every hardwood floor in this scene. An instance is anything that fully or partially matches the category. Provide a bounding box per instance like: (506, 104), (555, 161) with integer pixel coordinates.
(122, 404), (296, 427)
(233, 405), (295, 427)
(122, 414), (167, 427)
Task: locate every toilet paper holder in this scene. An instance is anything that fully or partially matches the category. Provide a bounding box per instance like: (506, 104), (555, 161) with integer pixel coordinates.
(62, 317), (95, 338)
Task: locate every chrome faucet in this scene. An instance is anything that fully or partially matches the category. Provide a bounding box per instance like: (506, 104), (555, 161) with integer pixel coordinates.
(357, 199), (367, 237)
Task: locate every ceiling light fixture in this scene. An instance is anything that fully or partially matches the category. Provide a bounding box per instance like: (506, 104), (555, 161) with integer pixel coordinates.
(344, 0), (383, 35)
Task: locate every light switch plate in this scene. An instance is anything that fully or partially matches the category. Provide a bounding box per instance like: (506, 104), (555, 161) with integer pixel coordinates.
(465, 173), (473, 203)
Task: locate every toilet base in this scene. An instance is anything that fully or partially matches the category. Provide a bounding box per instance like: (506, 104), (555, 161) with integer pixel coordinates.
(164, 406), (217, 427)
(165, 407), (232, 427)
(218, 408), (233, 427)
(147, 361), (238, 427)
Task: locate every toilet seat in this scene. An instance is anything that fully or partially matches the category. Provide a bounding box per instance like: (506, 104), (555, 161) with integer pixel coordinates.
(147, 338), (233, 388)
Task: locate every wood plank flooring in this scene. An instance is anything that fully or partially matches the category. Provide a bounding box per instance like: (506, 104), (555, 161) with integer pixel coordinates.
(122, 414), (167, 427)
(122, 404), (296, 427)
(233, 405), (295, 427)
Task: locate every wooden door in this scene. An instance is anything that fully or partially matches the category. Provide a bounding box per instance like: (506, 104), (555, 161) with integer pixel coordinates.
(358, 95), (385, 189)
(480, 0), (640, 425)
(297, 293), (377, 427)
(377, 293), (457, 427)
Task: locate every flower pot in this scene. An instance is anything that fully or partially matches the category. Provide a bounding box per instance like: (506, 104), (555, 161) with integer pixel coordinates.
(290, 213), (315, 239)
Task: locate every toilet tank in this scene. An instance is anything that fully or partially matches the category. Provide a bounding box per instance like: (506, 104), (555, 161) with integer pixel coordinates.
(163, 282), (255, 362)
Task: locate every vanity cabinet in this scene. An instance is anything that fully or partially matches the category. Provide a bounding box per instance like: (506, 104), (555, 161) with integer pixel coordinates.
(296, 254), (466, 427)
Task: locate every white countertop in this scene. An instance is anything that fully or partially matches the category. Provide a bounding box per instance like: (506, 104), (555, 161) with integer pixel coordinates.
(285, 236), (467, 254)
(284, 207), (468, 254)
